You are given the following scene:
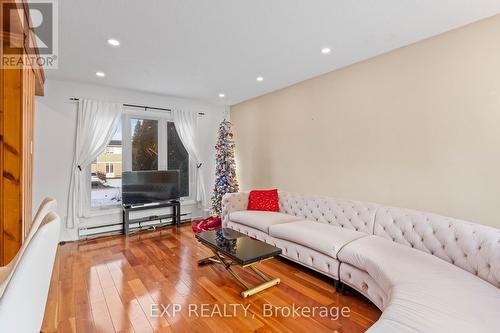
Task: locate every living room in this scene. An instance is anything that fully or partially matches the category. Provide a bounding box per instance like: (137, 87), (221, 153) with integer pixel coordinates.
(1, 1), (499, 332)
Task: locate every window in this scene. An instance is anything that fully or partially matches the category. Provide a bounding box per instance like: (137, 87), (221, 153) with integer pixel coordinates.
(105, 163), (114, 174)
(167, 122), (189, 197)
(131, 118), (158, 171)
(89, 113), (193, 210)
(90, 121), (122, 207)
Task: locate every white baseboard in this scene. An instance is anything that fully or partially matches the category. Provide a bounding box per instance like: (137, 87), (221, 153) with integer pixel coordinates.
(78, 214), (200, 239)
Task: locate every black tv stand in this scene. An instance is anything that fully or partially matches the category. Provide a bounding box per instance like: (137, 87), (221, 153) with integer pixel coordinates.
(122, 200), (181, 236)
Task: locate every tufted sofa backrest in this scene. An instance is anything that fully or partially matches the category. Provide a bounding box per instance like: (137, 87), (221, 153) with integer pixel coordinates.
(373, 206), (500, 288)
(222, 191), (500, 288)
(278, 192), (378, 234)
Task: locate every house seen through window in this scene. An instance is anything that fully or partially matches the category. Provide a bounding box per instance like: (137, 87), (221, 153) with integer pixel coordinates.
(91, 121), (123, 207)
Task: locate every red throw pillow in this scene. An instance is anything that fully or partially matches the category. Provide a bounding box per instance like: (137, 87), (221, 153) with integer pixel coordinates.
(247, 189), (279, 212)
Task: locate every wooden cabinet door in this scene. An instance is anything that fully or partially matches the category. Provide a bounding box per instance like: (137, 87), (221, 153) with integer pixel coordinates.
(0, 0), (45, 265)
(0, 66), (36, 265)
(1, 65), (24, 265)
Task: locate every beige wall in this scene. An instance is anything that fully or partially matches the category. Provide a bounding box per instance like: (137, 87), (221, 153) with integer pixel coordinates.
(230, 14), (500, 229)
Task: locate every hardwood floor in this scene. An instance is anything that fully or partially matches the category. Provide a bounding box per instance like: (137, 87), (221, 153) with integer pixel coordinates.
(42, 225), (381, 333)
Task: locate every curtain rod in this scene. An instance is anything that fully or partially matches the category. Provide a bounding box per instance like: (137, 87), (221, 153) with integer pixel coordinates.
(69, 98), (205, 116)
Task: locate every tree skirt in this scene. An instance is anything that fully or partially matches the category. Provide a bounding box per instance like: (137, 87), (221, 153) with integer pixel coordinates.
(191, 216), (222, 233)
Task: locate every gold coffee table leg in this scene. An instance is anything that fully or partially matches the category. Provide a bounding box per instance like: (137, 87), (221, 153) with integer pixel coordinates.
(197, 255), (221, 265)
(240, 277), (281, 298)
(197, 250), (280, 297)
(240, 264), (280, 298)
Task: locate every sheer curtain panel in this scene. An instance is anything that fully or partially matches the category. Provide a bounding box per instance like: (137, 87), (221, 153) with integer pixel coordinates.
(172, 109), (207, 207)
(66, 99), (122, 228)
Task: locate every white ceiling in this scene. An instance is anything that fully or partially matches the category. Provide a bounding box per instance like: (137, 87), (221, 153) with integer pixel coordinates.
(47, 0), (500, 105)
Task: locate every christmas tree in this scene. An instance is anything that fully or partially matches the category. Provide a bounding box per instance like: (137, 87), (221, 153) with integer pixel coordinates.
(211, 120), (239, 216)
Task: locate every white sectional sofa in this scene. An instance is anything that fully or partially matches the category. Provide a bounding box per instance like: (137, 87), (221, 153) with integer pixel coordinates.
(222, 191), (500, 333)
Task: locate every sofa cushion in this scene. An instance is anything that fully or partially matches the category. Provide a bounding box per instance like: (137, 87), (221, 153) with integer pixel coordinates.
(338, 236), (500, 333)
(227, 221), (341, 279)
(228, 210), (300, 233)
(269, 220), (367, 259)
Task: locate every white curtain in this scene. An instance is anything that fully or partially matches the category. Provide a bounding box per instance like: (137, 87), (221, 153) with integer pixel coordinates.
(66, 99), (122, 228)
(172, 109), (207, 207)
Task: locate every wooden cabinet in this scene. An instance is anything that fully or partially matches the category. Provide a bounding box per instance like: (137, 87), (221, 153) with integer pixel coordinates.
(0, 0), (45, 265)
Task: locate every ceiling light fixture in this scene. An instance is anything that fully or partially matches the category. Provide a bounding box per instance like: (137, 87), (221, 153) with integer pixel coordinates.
(256, 76), (264, 82)
(321, 47), (331, 54)
(96, 71), (106, 77)
(218, 93), (225, 98)
(107, 38), (120, 46)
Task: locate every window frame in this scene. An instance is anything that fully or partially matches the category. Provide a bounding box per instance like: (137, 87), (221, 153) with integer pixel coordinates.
(86, 108), (196, 216)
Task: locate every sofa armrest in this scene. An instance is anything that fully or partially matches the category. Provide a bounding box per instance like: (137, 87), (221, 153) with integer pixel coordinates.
(221, 192), (249, 227)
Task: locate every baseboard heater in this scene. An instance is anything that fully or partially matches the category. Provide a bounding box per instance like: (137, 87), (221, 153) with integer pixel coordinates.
(78, 213), (197, 239)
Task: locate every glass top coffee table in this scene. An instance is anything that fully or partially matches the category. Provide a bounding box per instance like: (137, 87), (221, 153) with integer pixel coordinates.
(196, 228), (282, 298)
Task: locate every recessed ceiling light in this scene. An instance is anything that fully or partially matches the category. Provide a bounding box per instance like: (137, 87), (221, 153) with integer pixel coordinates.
(321, 47), (331, 54)
(96, 71), (106, 77)
(218, 93), (225, 98)
(107, 38), (120, 46)
(256, 76), (264, 82)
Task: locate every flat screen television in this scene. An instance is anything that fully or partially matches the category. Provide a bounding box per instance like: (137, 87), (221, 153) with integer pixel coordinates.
(122, 170), (180, 206)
